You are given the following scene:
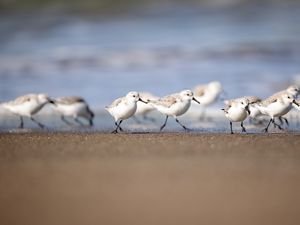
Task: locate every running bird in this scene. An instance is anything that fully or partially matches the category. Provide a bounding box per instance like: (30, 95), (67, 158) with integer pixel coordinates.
(222, 97), (250, 134)
(3, 93), (55, 129)
(193, 81), (223, 120)
(53, 96), (94, 126)
(105, 91), (147, 133)
(256, 93), (299, 133)
(149, 90), (200, 131)
(225, 96), (263, 123)
(265, 85), (299, 126)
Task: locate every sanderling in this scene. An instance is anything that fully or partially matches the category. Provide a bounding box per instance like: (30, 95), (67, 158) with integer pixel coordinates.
(134, 92), (159, 123)
(258, 85), (299, 127)
(222, 97), (250, 134)
(53, 96), (94, 126)
(105, 91), (147, 133)
(256, 93), (299, 132)
(2, 93), (55, 128)
(149, 90), (200, 131)
(193, 81), (223, 120)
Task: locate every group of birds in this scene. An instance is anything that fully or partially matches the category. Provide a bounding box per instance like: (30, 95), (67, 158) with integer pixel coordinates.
(1, 94), (94, 129)
(1, 81), (300, 134)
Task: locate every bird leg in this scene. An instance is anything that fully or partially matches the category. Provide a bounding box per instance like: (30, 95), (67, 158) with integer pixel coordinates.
(74, 117), (84, 126)
(61, 115), (73, 126)
(160, 116), (169, 131)
(175, 118), (190, 131)
(241, 121), (247, 133)
(30, 116), (45, 129)
(230, 121), (234, 134)
(263, 118), (273, 133)
(19, 116), (24, 129)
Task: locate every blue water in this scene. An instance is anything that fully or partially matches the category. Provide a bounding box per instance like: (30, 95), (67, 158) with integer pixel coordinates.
(0, 5), (300, 109)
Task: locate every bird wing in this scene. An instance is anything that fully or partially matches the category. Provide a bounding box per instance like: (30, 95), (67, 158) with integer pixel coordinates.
(56, 96), (86, 104)
(106, 97), (125, 109)
(246, 96), (261, 104)
(151, 94), (178, 108)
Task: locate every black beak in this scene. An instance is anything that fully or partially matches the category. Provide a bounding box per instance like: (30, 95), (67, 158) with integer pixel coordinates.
(139, 98), (148, 104)
(245, 104), (251, 115)
(293, 99), (299, 107)
(192, 97), (200, 104)
(49, 100), (56, 106)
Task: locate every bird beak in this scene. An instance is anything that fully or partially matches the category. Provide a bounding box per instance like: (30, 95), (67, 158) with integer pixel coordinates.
(245, 104), (251, 115)
(139, 98), (148, 104)
(49, 100), (56, 106)
(293, 99), (299, 107)
(192, 97), (200, 104)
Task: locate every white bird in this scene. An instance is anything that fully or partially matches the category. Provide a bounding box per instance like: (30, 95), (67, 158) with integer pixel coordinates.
(105, 91), (147, 133)
(256, 93), (299, 132)
(193, 81), (223, 120)
(222, 97), (250, 134)
(2, 93), (55, 128)
(53, 96), (94, 126)
(134, 92), (159, 123)
(149, 90), (200, 131)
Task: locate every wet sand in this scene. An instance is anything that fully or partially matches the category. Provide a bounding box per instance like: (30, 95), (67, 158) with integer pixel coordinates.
(1, 132), (300, 225)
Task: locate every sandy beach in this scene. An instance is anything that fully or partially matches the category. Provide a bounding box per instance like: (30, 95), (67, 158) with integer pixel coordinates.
(1, 132), (300, 225)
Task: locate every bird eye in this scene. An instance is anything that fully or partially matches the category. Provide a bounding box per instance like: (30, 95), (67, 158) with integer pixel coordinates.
(288, 96), (290, 99)
(133, 95), (136, 97)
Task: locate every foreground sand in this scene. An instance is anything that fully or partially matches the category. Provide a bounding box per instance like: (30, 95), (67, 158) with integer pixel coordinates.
(0, 132), (300, 225)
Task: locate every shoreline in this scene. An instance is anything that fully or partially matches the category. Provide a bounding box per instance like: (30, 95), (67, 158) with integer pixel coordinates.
(1, 132), (300, 225)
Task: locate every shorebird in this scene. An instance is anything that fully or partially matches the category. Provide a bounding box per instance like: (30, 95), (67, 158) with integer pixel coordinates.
(193, 81), (223, 120)
(105, 91), (147, 133)
(256, 93), (299, 132)
(261, 85), (299, 127)
(2, 93), (55, 128)
(53, 96), (94, 126)
(149, 90), (200, 131)
(133, 92), (159, 123)
(222, 97), (250, 134)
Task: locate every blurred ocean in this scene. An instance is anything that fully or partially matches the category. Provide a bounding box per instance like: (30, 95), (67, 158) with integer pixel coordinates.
(1, 5), (300, 131)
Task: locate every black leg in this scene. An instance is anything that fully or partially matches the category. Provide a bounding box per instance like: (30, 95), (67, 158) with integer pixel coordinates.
(30, 116), (45, 129)
(112, 120), (123, 133)
(282, 117), (289, 126)
(175, 118), (189, 131)
(19, 116), (24, 128)
(61, 115), (73, 126)
(241, 121), (247, 133)
(160, 116), (169, 131)
(112, 122), (119, 133)
(263, 118), (273, 133)
(74, 117), (84, 126)
(89, 118), (93, 126)
(278, 116), (284, 125)
(272, 120), (283, 130)
(117, 120), (123, 131)
(230, 121), (233, 134)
